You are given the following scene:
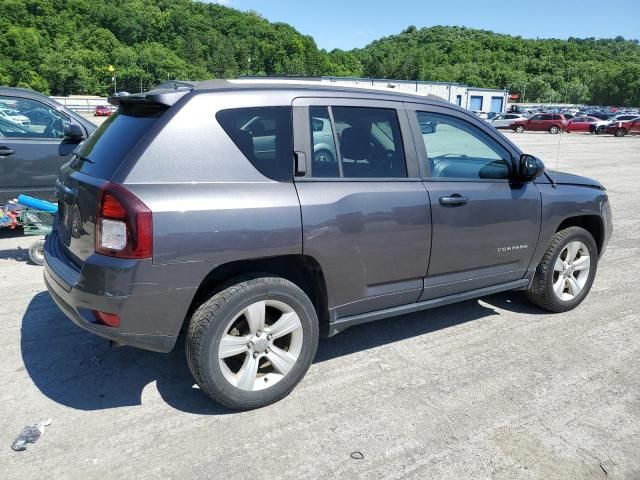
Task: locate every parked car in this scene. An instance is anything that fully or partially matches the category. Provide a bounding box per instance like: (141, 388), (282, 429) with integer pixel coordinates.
(44, 80), (612, 410)
(471, 110), (488, 120)
(490, 113), (526, 129)
(565, 116), (599, 133)
(240, 112), (338, 169)
(510, 113), (568, 134)
(0, 107), (32, 127)
(94, 105), (113, 116)
(590, 114), (640, 135)
(590, 113), (615, 121)
(0, 87), (96, 203)
(604, 118), (640, 137)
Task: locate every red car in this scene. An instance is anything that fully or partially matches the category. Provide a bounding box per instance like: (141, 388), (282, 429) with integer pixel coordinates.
(510, 113), (567, 134)
(604, 118), (640, 137)
(94, 105), (112, 116)
(565, 116), (599, 133)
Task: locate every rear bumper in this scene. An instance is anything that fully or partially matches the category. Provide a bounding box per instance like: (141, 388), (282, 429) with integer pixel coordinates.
(44, 268), (176, 352)
(43, 231), (200, 353)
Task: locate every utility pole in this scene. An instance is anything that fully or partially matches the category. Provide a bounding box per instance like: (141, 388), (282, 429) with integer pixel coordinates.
(107, 65), (116, 94)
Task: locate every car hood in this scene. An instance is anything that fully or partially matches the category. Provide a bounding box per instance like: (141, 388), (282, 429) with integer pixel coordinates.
(544, 170), (604, 189)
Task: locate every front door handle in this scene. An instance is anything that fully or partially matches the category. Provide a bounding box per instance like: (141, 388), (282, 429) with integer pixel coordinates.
(0, 146), (15, 156)
(439, 194), (468, 206)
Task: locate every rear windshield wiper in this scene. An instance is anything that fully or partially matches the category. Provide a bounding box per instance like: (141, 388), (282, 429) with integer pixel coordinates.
(75, 154), (95, 164)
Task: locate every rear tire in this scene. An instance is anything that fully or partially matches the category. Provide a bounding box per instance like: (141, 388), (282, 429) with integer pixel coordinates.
(314, 149), (335, 164)
(29, 239), (45, 266)
(186, 276), (319, 410)
(526, 227), (598, 313)
(596, 125), (605, 135)
(549, 125), (560, 134)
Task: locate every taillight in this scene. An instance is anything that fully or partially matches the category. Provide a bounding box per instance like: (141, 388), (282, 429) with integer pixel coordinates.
(96, 183), (152, 259)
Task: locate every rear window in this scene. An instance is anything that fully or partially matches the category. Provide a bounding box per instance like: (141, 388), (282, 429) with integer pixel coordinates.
(71, 104), (165, 178)
(216, 106), (293, 181)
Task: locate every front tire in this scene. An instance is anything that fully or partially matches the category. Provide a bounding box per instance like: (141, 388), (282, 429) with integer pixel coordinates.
(549, 125), (560, 134)
(615, 128), (627, 137)
(186, 276), (319, 410)
(515, 125), (525, 133)
(526, 227), (598, 312)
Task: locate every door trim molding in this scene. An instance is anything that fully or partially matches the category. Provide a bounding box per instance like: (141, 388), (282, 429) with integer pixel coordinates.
(327, 278), (530, 336)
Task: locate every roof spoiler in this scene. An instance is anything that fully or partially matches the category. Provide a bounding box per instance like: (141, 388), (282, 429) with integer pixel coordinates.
(108, 86), (192, 108)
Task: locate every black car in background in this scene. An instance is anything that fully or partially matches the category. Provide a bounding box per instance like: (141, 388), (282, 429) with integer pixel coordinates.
(0, 87), (96, 203)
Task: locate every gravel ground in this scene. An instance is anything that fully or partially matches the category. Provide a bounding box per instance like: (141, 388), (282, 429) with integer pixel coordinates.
(1, 131), (639, 479)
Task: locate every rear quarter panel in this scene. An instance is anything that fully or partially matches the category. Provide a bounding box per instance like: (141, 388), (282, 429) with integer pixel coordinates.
(117, 89), (303, 267)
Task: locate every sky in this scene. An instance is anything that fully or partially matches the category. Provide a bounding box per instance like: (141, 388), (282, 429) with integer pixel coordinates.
(206, 0), (640, 50)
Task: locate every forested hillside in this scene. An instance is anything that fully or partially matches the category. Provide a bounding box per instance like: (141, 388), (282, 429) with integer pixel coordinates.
(355, 26), (640, 106)
(1, 0), (639, 105)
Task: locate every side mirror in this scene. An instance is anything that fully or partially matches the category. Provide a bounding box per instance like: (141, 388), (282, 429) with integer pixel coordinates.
(63, 123), (84, 142)
(518, 154), (545, 181)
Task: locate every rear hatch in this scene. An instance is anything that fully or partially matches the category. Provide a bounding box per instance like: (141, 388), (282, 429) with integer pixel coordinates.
(56, 101), (167, 265)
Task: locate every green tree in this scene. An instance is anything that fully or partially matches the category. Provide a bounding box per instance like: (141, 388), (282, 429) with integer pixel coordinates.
(0, 1), (639, 105)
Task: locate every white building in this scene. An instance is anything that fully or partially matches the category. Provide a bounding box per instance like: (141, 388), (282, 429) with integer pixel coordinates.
(314, 76), (508, 113)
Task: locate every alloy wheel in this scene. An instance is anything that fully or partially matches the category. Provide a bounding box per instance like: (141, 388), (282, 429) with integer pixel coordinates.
(218, 300), (304, 391)
(552, 241), (591, 301)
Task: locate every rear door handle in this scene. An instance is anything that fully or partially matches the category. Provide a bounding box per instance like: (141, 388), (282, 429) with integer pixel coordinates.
(0, 146), (15, 156)
(439, 194), (468, 206)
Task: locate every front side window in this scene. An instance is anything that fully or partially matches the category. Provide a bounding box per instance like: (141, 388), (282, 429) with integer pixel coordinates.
(0, 95), (71, 139)
(217, 106), (293, 181)
(307, 106), (407, 179)
(415, 111), (511, 180)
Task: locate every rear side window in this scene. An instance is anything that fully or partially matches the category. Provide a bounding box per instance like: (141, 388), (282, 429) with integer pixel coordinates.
(306, 106), (408, 179)
(72, 104), (165, 178)
(217, 107), (293, 181)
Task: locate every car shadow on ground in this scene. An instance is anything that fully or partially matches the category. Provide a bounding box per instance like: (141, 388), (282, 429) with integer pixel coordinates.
(0, 228), (40, 263)
(0, 245), (31, 262)
(21, 290), (544, 415)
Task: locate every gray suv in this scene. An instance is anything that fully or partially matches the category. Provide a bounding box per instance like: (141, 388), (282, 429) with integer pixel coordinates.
(44, 80), (612, 410)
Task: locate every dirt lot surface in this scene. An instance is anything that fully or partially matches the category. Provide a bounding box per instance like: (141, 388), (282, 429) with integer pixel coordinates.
(1, 131), (639, 479)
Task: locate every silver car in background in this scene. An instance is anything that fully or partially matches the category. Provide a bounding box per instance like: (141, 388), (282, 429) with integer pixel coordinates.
(490, 113), (526, 129)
